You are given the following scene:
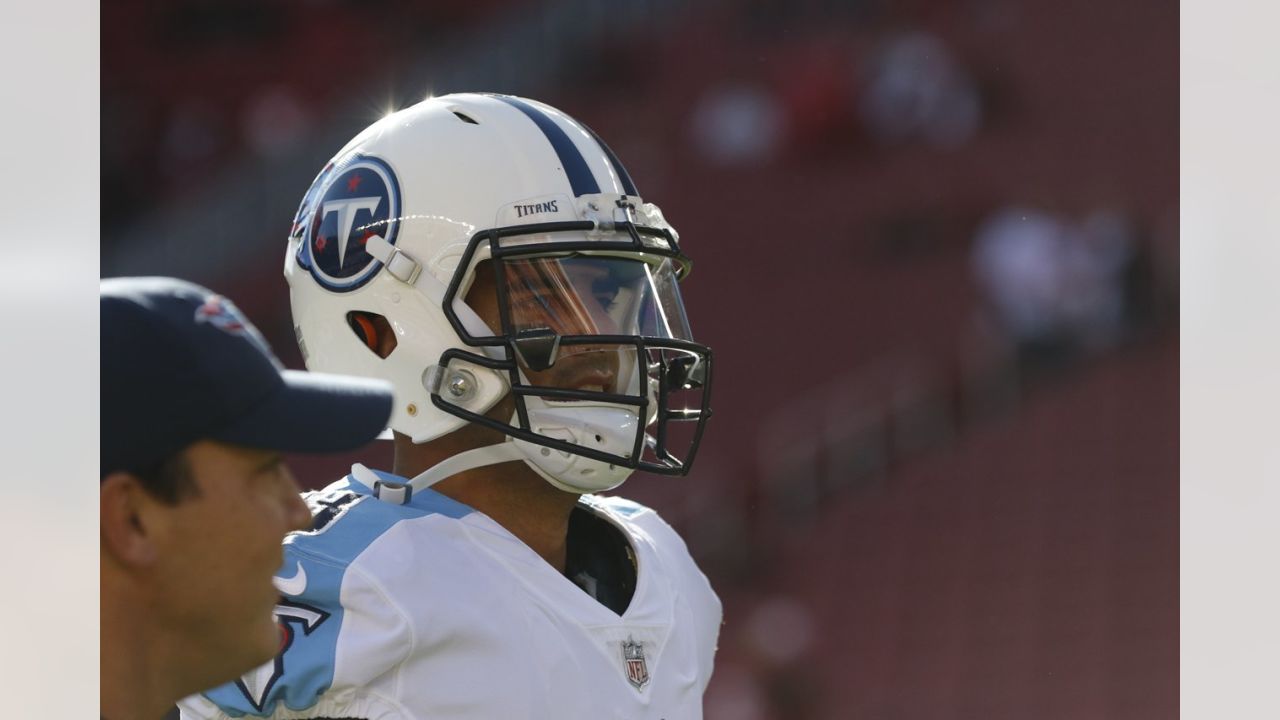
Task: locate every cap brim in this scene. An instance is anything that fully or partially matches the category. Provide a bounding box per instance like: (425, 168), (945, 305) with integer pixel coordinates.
(212, 370), (394, 454)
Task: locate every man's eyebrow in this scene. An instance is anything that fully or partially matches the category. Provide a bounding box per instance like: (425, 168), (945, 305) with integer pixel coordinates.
(254, 453), (284, 473)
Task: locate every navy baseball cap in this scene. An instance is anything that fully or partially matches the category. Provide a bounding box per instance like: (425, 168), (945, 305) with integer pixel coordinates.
(101, 276), (394, 478)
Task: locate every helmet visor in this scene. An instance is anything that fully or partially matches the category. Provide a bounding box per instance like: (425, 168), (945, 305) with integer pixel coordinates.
(499, 255), (693, 342)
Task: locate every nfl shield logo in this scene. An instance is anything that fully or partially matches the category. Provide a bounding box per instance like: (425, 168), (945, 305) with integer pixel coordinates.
(621, 636), (650, 690)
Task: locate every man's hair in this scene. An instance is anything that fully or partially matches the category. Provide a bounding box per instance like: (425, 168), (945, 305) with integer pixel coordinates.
(134, 452), (199, 505)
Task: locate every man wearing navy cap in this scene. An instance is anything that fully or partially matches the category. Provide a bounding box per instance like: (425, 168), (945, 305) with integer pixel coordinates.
(100, 277), (394, 720)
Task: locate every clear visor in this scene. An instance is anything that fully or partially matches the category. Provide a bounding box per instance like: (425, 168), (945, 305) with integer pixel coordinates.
(500, 255), (693, 341)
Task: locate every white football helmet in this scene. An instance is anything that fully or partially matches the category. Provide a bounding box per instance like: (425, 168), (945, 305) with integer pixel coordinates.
(285, 93), (712, 500)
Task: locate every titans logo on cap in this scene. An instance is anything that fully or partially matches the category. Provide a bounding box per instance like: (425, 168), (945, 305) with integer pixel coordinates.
(195, 294), (248, 334)
(294, 155), (401, 292)
(194, 294), (276, 359)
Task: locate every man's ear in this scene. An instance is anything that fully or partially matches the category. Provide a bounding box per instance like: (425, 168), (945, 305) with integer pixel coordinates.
(100, 473), (160, 568)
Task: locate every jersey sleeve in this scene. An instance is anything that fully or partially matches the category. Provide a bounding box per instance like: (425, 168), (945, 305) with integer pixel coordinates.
(181, 484), (422, 719)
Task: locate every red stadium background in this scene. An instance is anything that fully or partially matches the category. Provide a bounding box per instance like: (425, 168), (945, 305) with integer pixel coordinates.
(103, 1), (1177, 717)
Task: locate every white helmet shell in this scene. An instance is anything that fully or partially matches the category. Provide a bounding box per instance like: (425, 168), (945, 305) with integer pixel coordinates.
(285, 93), (711, 495)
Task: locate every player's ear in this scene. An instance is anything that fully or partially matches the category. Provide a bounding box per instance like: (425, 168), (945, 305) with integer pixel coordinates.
(100, 473), (160, 568)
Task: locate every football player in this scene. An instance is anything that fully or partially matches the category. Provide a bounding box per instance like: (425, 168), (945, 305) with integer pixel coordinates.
(180, 93), (720, 719)
(101, 277), (394, 720)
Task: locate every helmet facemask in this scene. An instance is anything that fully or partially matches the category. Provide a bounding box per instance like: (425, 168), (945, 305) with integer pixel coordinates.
(282, 94), (716, 501)
(433, 221), (713, 493)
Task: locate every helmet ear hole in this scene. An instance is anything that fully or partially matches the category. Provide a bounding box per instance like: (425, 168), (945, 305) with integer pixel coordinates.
(346, 311), (397, 359)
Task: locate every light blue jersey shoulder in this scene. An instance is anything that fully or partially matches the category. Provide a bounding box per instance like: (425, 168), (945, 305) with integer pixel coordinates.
(201, 470), (474, 718)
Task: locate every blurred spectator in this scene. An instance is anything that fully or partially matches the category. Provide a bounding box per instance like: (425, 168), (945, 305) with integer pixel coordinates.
(1060, 208), (1137, 352)
(705, 595), (822, 720)
(745, 595), (817, 666)
(753, 596), (821, 719)
(775, 39), (861, 156)
(970, 203), (1140, 372)
(859, 30), (982, 149)
(241, 85), (312, 158)
(688, 81), (785, 166)
(971, 205), (1071, 367)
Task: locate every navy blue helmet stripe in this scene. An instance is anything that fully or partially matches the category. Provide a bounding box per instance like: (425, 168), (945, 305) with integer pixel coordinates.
(493, 95), (601, 197)
(577, 122), (639, 196)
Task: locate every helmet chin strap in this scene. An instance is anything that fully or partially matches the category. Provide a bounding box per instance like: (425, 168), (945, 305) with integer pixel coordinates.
(360, 348), (644, 504)
(361, 442), (526, 504)
(361, 428), (632, 504)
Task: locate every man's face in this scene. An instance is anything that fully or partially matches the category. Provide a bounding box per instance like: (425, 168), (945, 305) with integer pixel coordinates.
(148, 441), (311, 679)
(467, 258), (622, 394)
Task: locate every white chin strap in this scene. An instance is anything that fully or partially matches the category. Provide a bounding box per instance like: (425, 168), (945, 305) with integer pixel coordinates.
(362, 404), (641, 504)
(360, 442), (526, 505)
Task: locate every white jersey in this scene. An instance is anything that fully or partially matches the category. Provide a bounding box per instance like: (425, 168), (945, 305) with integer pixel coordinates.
(179, 468), (721, 720)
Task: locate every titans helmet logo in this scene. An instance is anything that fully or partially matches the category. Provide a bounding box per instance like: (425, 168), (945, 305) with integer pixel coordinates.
(293, 154), (402, 292)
